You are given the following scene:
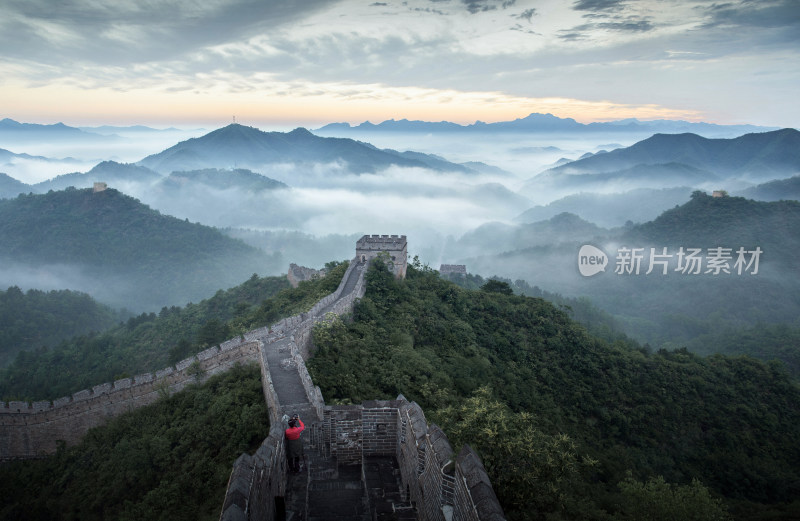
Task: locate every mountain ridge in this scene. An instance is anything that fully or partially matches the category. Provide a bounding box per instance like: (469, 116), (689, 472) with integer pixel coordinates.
(542, 129), (800, 177)
(0, 118), (114, 143)
(316, 112), (781, 137)
(519, 129), (800, 198)
(0, 187), (274, 311)
(138, 124), (468, 174)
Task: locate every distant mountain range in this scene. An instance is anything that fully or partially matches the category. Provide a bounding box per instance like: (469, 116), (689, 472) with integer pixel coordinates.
(1, 161), (290, 199)
(520, 129), (800, 198)
(546, 129), (800, 176)
(78, 125), (187, 135)
(533, 162), (719, 193)
(516, 187), (696, 228)
(458, 192), (800, 351)
(0, 146), (77, 164)
(137, 124), (476, 175)
(1, 118), (195, 142)
(455, 212), (608, 259)
(626, 192), (800, 268)
(316, 113), (780, 138)
(0, 118), (114, 143)
(33, 161), (163, 193)
(0, 146), (83, 187)
(0, 173), (30, 199)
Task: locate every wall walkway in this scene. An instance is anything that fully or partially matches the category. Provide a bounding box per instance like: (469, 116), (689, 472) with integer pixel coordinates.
(0, 257), (505, 520)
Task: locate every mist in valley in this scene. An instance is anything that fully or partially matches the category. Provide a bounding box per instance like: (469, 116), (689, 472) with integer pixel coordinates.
(2, 124), (799, 356)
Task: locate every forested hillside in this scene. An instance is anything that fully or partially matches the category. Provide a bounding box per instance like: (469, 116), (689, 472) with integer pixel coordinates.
(625, 191), (800, 268)
(0, 187), (278, 311)
(308, 260), (800, 520)
(0, 364), (268, 521)
(0, 262), (347, 402)
(464, 192), (800, 369)
(0, 286), (126, 367)
(442, 271), (632, 345)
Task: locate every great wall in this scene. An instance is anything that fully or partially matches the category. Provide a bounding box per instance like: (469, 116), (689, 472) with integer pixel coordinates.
(0, 235), (506, 521)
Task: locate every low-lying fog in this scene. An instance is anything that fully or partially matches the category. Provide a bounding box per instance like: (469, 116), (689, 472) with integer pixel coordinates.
(3, 126), (794, 336)
(3, 128), (644, 268)
(1, 128), (207, 184)
(313, 130), (639, 178)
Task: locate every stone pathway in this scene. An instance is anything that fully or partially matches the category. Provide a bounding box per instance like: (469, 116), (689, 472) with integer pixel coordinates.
(257, 261), (414, 521)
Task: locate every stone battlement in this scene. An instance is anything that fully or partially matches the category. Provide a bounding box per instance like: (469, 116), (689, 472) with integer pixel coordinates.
(356, 234), (407, 247)
(0, 342), (261, 460)
(356, 234), (408, 278)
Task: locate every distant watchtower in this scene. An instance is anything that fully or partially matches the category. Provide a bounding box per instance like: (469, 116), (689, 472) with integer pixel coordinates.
(440, 264), (467, 277)
(356, 235), (407, 278)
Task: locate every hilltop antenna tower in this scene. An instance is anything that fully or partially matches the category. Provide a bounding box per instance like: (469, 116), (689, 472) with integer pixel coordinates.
(233, 115), (236, 124)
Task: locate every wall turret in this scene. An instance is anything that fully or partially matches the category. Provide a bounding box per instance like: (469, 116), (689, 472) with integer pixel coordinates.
(356, 234), (408, 278)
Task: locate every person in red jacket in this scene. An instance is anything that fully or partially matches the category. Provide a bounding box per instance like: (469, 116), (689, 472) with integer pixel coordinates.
(285, 414), (305, 472)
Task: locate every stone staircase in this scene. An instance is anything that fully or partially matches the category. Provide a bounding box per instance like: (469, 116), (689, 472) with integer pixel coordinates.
(220, 254), (504, 521)
(258, 260), (416, 521)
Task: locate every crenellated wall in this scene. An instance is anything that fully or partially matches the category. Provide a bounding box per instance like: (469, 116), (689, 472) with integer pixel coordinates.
(217, 254), (505, 520)
(0, 341), (261, 460)
(220, 423), (288, 521)
(0, 260), (364, 461)
(1, 251), (505, 520)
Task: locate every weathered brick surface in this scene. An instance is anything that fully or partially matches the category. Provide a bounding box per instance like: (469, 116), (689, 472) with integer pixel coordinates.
(133, 373), (154, 385)
(362, 404), (400, 457)
(31, 401), (50, 413)
(326, 406), (363, 465)
(113, 378), (132, 390)
(454, 446), (506, 521)
(0, 342), (261, 460)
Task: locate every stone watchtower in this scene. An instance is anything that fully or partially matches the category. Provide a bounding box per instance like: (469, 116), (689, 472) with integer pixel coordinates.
(356, 234), (407, 278)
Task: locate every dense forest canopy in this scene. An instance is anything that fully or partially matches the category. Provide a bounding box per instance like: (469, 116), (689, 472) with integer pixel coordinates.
(308, 260), (800, 520)
(0, 286), (127, 368)
(0, 262), (347, 402)
(1, 213), (798, 519)
(0, 364), (268, 521)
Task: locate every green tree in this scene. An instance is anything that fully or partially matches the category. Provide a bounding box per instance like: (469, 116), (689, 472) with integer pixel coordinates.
(480, 279), (514, 295)
(616, 475), (732, 521)
(436, 387), (599, 521)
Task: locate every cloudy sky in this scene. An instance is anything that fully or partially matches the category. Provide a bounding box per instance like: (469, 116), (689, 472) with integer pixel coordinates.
(1, 0), (798, 128)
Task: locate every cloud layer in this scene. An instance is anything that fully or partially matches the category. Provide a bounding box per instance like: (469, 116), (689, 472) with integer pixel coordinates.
(0, 0), (798, 127)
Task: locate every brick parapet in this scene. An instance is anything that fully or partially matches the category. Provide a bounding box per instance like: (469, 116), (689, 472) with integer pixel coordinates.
(325, 405), (364, 465)
(0, 258), (362, 427)
(246, 423), (288, 521)
(453, 445), (506, 521)
(0, 341), (261, 460)
(312, 396), (505, 520)
(220, 423), (287, 521)
(257, 340), (283, 426)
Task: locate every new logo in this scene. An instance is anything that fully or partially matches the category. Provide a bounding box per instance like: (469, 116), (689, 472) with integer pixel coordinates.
(578, 244), (608, 277)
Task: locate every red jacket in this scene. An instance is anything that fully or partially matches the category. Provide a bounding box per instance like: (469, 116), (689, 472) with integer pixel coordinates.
(285, 418), (305, 440)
